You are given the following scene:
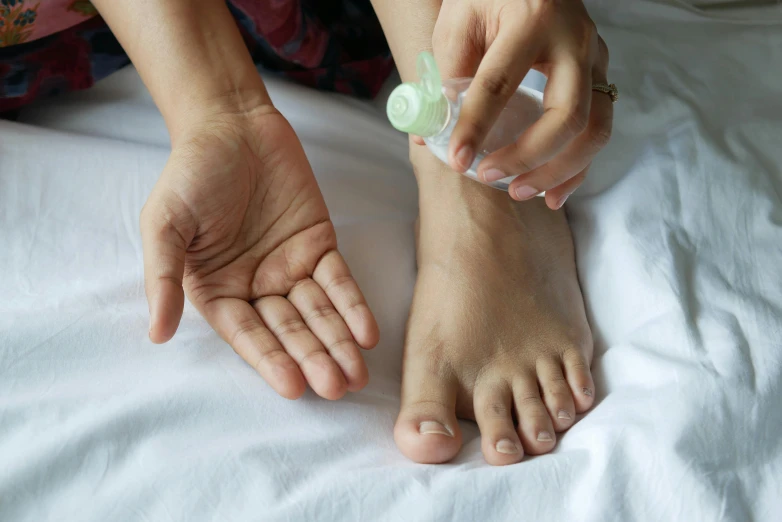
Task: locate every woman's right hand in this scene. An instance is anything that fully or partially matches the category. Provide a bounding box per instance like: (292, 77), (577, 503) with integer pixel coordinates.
(427, 0), (614, 209)
(141, 106), (379, 400)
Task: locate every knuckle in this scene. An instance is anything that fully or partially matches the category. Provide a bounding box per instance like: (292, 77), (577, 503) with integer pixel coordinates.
(590, 122), (613, 148)
(232, 318), (263, 348)
(304, 305), (338, 323)
(598, 35), (610, 65)
(517, 393), (544, 411)
(478, 71), (516, 100)
(569, 170), (588, 187)
(482, 400), (510, 420)
(341, 298), (364, 319)
(507, 146), (534, 173)
(273, 317), (308, 338)
(563, 107), (589, 136)
(299, 349), (329, 367)
(323, 274), (355, 295)
(582, 19), (598, 41)
(546, 372), (570, 388)
(562, 341), (592, 369)
(328, 338), (360, 359)
(457, 117), (489, 145)
(548, 387), (573, 405)
(140, 195), (190, 244)
(253, 348), (286, 374)
(530, 0), (555, 17)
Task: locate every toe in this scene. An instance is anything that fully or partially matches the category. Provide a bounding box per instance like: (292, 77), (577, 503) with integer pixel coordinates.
(562, 346), (595, 413)
(512, 376), (557, 455)
(537, 359), (576, 432)
(474, 383), (523, 465)
(394, 361), (461, 464)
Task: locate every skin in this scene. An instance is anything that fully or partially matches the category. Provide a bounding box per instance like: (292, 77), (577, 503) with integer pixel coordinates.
(90, 0), (610, 464)
(411, 0), (613, 208)
(92, 0), (379, 400)
(373, 0), (606, 463)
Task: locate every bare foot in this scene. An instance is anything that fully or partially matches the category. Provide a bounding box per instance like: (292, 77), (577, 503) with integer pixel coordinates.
(394, 154), (595, 465)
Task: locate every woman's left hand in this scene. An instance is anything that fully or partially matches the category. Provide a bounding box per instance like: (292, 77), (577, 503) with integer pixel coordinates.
(425, 0), (613, 209)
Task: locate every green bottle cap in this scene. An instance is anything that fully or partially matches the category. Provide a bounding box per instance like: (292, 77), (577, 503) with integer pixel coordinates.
(387, 52), (448, 137)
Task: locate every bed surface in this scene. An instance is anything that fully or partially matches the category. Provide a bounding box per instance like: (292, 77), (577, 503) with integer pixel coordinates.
(2, 1), (782, 520)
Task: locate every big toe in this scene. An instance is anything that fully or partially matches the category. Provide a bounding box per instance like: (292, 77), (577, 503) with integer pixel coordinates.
(394, 370), (461, 464)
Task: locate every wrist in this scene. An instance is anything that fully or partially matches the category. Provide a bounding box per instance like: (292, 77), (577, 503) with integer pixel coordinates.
(92, 0), (272, 144)
(157, 33), (272, 143)
(410, 143), (518, 215)
(167, 82), (274, 146)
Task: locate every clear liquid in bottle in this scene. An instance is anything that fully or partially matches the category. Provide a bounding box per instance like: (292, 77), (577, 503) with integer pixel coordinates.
(387, 52), (545, 192)
(424, 78), (544, 191)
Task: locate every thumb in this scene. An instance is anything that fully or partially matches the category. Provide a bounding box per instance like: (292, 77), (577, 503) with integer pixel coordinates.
(139, 192), (193, 343)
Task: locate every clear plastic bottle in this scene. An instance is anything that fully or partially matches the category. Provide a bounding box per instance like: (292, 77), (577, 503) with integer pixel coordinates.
(386, 52), (544, 192)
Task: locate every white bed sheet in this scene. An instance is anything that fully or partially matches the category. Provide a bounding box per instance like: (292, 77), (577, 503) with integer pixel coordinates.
(2, 1), (782, 520)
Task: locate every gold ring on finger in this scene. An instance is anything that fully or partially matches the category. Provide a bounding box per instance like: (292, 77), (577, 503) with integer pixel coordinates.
(592, 83), (619, 103)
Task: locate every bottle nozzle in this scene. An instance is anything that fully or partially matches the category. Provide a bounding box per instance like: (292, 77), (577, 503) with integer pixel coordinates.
(387, 52), (448, 137)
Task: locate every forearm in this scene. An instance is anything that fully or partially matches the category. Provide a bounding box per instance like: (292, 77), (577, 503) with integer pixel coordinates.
(91, 0), (269, 142)
(372, 0), (484, 197)
(370, 0), (441, 83)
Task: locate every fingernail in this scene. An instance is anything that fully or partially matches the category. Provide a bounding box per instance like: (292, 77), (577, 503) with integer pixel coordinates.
(537, 431), (554, 442)
(582, 387), (593, 397)
(495, 439), (520, 455)
(455, 145), (474, 171)
(556, 194), (570, 209)
(514, 185), (539, 200)
(557, 410), (572, 420)
(482, 168), (507, 183)
(419, 421), (453, 437)
(147, 303), (154, 335)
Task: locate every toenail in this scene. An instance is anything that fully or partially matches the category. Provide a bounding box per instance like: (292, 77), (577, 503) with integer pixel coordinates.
(537, 431), (554, 442)
(582, 387), (593, 397)
(419, 421), (453, 437)
(557, 410), (572, 420)
(495, 439), (520, 455)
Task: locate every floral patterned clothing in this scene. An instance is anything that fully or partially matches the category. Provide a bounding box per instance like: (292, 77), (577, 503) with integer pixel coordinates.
(0, 0), (393, 112)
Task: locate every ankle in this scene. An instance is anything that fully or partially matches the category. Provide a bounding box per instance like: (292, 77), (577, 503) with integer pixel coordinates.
(412, 150), (517, 220)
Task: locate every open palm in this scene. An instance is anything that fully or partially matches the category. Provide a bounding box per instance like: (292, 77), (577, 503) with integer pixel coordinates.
(141, 109), (379, 399)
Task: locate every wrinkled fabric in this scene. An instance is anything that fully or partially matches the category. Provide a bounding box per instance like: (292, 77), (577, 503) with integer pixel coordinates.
(1, 1), (782, 521)
(0, 0), (392, 112)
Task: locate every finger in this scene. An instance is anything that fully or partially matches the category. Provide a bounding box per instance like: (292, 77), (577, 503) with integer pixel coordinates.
(286, 279), (368, 393)
(139, 200), (191, 344)
(481, 57), (592, 198)
(411, 135), (425, 146)
(203, 297), (306, 399)
(255, 295), (349, 400)
(509, 82), (612, 202)
(448, 23), (540, 172)
(432, 4), (483, 80)
(252, 221), (337, 296)
(312, 250), (379, 349)
(544, 166), (589, 210)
